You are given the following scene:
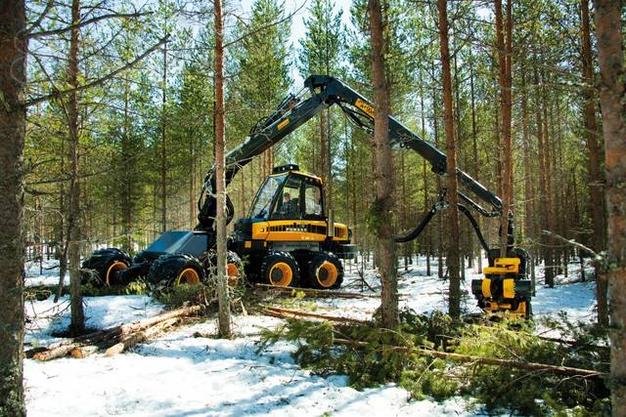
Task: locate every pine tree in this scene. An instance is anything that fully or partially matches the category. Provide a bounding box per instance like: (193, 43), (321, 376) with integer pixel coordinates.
(298, 0), (344, 210)
(594, 0), (626, 413)
(66, 0), (85, 335)
(437, 0), (462, 321)
(0, 1), (27, 415)
(231, 0), (290, 177)
(369, 0), (398, 328)
(214, 0), (231, 338)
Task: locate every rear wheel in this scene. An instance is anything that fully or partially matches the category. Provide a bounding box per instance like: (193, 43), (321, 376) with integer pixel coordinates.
(261, 252), (300, 287)
(81, 248), (131, 286)
(226, 251), (243, 287)
(203, 250), (244, 287)
(525, 300), (533, 319)
(147, 254), (205, 287)
(308, 252), (343, 289)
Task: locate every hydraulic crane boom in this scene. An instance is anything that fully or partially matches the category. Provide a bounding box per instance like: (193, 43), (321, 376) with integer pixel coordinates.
(197, 75), (505, 252)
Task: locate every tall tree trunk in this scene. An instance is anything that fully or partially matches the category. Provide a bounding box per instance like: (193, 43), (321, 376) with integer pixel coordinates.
(469, 49), (482, 272)
(189, 128), (196, 229)
(581, 0), (608, 325)
(520, 67), (533, 245)
(368, 0), (398, 328)
(534, 65), (554, 288)
(123, 82), (132, 252)
(214, 0), (231, 338)
(496, 0), (514, 258)
(594, 0), (626, 414)
(160, 40), (168, 232)
(542, 78), (556, 286)
(419, 86), (432, 276)
(320, 109), (332, 215)
(0, 1), (27, 415)
(438, 0), (462, 321)
(67, 0), (85, 335)
(431, 62), (444, 280)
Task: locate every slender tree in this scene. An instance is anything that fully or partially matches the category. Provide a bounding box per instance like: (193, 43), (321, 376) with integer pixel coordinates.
(594, 0), (625, 414)
(581, 0), (608, 325)
(0, 1), (27, 415)
(299, 0), (343, 213)
(495, 0), (514, 258)
(66, 0), (85, 335)
(214, 0), (231, 338)
(437, 0), (462, 321)
(369, 0), (398, 328)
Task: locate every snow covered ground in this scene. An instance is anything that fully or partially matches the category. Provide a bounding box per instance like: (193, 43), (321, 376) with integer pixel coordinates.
(25, 258), (62, 287)
(23, 256), (597, 416)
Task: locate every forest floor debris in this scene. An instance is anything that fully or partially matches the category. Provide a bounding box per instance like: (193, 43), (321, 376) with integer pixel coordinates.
(23, 256), (599, 416)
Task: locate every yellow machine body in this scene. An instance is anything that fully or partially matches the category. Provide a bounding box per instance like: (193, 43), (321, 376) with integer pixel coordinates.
(251, 220), (349, 242)
(472, 256), (532, 319)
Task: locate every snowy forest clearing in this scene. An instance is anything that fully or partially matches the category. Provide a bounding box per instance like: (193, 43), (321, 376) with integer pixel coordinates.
(23, 257), (597, 416)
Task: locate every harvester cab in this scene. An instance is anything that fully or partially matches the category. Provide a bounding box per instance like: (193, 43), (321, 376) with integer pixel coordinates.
(231, 164), (355, 288)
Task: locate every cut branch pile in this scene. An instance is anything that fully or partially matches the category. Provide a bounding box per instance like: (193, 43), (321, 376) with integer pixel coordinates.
(333, 338), (605, 379)
(260, 306), (606, 380)
(27, 305), (202, 361)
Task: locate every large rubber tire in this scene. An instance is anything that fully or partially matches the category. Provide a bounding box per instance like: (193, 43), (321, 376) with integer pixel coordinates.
(225, 251), (243, 287)
(525, 300), (533, 319)
(260, 251), (300, 287)
(147, 254), (205, 287)
(307, 252), (343, 289)
(81, 248), (131, 287)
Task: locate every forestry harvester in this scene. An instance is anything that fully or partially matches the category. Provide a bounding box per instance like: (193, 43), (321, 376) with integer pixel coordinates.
(82, 75), (531, 317)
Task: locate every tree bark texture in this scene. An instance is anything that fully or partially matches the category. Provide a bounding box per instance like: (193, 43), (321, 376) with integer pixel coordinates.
(214, 0), (232, 338)
(534, 66), (554, 288)
(520, 67), (534, 245)
(160, 39), (168, 232)
(437, 0), (462, 321)
(496, 0), (514, 258)
(67, 0), (85, 335)
(320, 109), (332, 214)
(368, 0), (398, 328)
(581, 0), (605, 254)
(469, 48), (482, 272)
(593, 0), (626, 415)
(0, 1), (27, 415)
(581, 0), (608, 326)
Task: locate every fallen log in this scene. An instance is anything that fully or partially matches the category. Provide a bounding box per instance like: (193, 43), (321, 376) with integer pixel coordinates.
(105, 318), (179, 356)
(262, 306), (370, 324)
(333, 338), (606, 379)
(70, 345), (99, 359)
(255, 284), (380, 299)
(31, 305), (202, 361)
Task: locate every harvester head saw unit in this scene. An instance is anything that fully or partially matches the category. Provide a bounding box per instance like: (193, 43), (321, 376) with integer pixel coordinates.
(471, 249), (533, 319)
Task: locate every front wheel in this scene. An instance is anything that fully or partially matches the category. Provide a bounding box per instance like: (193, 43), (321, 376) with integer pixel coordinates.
(260, 252), (300, 287)
(147, 254), (205, 287)
(81, 248), (131, 287)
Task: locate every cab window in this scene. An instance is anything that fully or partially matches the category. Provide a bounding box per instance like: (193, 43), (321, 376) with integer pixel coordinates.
(249, 174), (286, 219)
(304, 183), (323, 217)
